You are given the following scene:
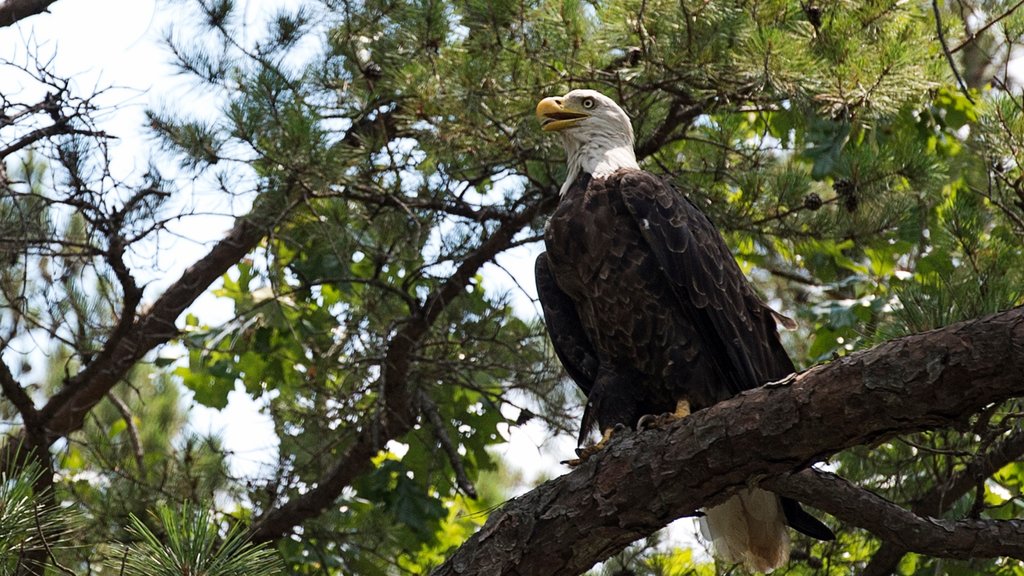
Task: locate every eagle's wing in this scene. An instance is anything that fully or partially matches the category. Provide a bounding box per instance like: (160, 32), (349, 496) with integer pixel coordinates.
(620, 171), (836, 543)
(618, 171), (794, 394)
(535, 253), (598, 393)
(535, 253), (601, 445)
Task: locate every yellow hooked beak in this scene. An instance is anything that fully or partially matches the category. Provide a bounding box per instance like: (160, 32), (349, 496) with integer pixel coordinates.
(536, 97), (589, 132)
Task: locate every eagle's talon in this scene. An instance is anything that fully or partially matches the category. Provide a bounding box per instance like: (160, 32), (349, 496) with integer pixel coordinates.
(636, 413), (658, 431)
(563, 443), (602, 467)
(637, 399), (692, 431)
(637, 412), (671, 431)
(563, 426), (619, 467)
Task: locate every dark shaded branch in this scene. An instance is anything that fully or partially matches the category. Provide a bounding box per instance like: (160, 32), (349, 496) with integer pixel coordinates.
(0, 122), (109, 161)
(634, 98), (704, 161)
(248, 193), (556, 543)
(337, 102), (404, 149)
(861, 427), (1024, 576)
(432, 306), (1024, 576)
(933, 0), (975, 104)
(0, 0), (58, 27)
(329, 184), (510, 222)
(421, 391), (478, 499)
(768, 469), (1024, 561)
(0, 357), (37, 427)
(81, 234), (142, 392)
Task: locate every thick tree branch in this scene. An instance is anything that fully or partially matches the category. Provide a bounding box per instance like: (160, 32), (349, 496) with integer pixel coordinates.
(768, 469), (1024, 561)
(0, 122), (109, 160)
(432, 306), (1024, 576)
(0, 0), (58, 28)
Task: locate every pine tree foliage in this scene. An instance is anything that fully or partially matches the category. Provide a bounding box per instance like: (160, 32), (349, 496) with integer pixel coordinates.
(3, 0), (1024, 574)
(119, 503), (283, 576)
(0, 453), (76, 576)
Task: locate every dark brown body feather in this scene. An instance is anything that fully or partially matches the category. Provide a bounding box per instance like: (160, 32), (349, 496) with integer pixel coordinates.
(537, 168), (792, 438)
(536, 168), (835, 543)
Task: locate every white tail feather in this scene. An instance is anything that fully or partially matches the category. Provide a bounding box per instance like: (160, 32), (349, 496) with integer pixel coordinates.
(699, 488), (790, 573)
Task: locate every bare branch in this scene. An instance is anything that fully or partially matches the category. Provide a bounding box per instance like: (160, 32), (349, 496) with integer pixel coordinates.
(106, 393), (145, 474)
(31, 503), (76, 576)
(768, 469), (1024, 561)
(432, 306), (1024, 576)
(33, 184), (301, 446)
(933, 0), (975, 104)
(0, 122), (110, 161)
(949, 0), (1024, 55)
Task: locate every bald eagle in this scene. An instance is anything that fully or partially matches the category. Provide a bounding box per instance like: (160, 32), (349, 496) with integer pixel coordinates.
(534, 89), (834, 572)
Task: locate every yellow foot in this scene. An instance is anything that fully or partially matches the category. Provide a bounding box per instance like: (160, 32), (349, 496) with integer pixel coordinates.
(637, 398), (691, 431)
(562, 425), (621, 467)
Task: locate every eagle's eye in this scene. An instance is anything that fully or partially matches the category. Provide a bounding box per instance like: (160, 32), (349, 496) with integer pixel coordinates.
(581, 97), (595, 110)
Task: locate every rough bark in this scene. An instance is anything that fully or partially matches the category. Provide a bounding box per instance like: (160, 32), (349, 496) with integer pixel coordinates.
(0, 0), (58, 27)
(431, 306), (1024, 576)
(769, 469), (1024, 561)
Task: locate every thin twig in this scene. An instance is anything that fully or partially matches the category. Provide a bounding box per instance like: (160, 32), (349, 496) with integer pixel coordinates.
(949, 0), (1024, 54)
(107, 392), (146, 474)
(420, 391), (478, 499)
(749, 195), (840, 227)
(933, 0), (975, 104)
(32, 501), (76, 576)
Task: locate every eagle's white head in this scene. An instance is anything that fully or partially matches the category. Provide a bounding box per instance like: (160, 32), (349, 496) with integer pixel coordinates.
(536, 89), (640, 195)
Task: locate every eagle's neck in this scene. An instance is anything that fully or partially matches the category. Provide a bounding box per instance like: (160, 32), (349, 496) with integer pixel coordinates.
(561, 136), (638, 195)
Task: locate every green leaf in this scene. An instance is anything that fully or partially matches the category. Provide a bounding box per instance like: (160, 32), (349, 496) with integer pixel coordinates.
(934, 87), (978, 130)
(175, 362), (233, 409)
(804, 119), (851, 179)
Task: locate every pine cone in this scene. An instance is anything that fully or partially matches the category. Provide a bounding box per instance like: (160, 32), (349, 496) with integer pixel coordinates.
(803, 192), (823, 210)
